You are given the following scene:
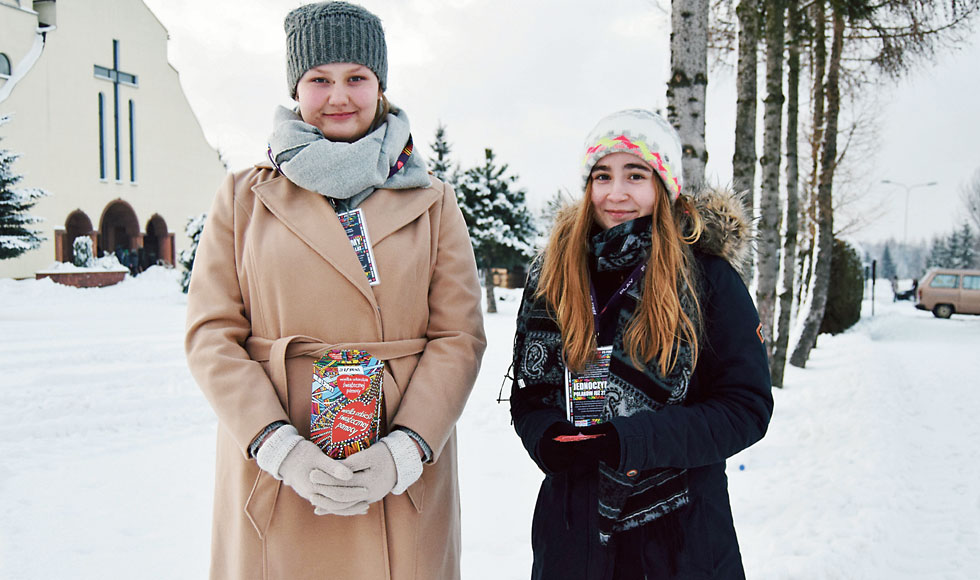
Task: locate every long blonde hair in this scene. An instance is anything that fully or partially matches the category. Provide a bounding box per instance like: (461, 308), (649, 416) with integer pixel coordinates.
(536, 177), (704, 375)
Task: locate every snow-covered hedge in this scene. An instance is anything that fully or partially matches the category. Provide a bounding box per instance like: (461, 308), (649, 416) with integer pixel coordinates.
(36, 254), (129, 275)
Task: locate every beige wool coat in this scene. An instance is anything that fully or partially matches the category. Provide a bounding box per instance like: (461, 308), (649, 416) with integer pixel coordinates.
(185, 161), (486, 580)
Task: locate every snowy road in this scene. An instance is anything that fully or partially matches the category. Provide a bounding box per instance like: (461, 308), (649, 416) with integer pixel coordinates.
(0, 269), (977, 579)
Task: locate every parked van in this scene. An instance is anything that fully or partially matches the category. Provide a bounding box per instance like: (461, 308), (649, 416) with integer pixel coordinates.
(916, 267), (980, 318)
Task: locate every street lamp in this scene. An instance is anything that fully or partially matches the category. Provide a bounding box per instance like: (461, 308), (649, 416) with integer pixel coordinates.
(881, 179), (938, 244)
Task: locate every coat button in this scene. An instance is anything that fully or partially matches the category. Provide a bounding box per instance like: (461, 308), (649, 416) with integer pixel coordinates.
(626, 469), (638, 478)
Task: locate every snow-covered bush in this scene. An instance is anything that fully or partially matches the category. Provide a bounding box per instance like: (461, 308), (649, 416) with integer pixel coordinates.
(179, 213), (206, 293)
(820, 238), (863, 335)
(72, 236), (94, 267)
(93, 253), (126, 271)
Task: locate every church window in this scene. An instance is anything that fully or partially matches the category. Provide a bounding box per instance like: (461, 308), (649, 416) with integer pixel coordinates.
(93, 65), (138, 88)
(94, 40), (139, 181)
(98, 92), (107, 180)
(0, 53), (11, 77)
(129, 100), (136, 182)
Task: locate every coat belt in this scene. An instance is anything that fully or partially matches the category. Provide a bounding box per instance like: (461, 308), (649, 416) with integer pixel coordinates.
(244, 334), (428, 403)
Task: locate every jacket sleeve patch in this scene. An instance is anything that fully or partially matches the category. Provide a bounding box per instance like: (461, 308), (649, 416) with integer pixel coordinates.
(756, 322), (765, 344)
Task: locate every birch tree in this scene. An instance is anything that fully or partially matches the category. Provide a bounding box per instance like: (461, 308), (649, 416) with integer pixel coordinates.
(790, 3), (843, 368)
(669, 0), (710, 189)
(732, 0), (760, 204)
(755, 0), (787, 363)
(770, 0), (803, 387)
(730, 0), (761, 285)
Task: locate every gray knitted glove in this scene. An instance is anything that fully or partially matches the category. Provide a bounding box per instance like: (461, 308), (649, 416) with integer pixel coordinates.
(256, 424), (367, 515)
(316, 429), (423, 510)
(314, 440), (395, 511)
(382, 429), (424, 494)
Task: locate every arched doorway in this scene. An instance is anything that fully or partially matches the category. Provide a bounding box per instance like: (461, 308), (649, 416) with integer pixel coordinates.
(62, 210), (94, 263)
(99, 200), (141, 271)
(144, 214), (173, 268)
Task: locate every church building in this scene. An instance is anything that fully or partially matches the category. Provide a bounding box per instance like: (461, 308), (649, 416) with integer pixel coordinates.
(0, 0), (226, 279)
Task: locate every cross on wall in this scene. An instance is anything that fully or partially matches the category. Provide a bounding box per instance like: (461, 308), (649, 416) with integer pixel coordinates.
(94, 39), (138, 181)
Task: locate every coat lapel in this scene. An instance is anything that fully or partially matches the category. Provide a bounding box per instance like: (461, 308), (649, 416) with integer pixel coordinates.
(252, 174), (377, 309)
(359, 186), (441, 246)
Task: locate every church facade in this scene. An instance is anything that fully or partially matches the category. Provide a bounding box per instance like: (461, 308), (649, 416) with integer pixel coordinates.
(0, 0), (226, 279)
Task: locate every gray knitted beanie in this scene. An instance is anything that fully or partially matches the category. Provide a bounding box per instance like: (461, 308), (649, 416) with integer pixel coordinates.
(285, 2), (388, 99)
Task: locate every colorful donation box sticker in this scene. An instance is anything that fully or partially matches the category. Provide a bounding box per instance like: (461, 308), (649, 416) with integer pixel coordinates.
(311, 349), (384, 458)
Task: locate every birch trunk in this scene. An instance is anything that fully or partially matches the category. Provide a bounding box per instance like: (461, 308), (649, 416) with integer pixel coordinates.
(790, 4), (843, 369)
(803, 0), (826, 265)
(484, 268), (497, 314)
(732, 0), (759, 285)
(668, 0), (709, 190)
(791, 0), (825, 348)
(756, 0), (786, 364)
(771, 0), (802, 387)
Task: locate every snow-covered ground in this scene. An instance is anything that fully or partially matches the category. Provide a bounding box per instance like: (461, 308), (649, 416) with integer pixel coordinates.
(1, 268), (978, 579)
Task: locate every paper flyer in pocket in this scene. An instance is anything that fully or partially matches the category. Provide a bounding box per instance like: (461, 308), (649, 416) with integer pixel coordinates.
(311, 349), (384, 458)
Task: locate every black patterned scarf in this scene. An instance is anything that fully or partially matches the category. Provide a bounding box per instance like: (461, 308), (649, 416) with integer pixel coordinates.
(515, 216), (697, 545)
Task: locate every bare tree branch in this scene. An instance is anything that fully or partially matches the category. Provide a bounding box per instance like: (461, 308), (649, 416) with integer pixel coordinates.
(961, 167), (980, 230)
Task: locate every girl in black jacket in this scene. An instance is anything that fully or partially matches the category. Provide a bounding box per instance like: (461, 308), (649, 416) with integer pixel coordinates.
(510, 109), (773, 579)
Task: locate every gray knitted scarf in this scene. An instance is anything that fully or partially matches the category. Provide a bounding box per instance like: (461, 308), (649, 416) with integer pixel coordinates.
(268, 105), (431, 209)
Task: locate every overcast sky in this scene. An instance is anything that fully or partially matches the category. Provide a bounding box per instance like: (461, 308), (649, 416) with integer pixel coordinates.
(143, 0), (980, 245)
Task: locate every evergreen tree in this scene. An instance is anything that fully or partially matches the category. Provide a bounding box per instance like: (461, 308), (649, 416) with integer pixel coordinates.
(880, 244), (896, 280)
(456, 148), (537, 313)
(927, 224), (979, 269)
(0, 116), (49, 260)
(950, 222), (976, 268)
(427, 122), (458, 187)
(945, 226), (963, 268)
(927, 235), (951, 269)
(179, 213), (207, 294)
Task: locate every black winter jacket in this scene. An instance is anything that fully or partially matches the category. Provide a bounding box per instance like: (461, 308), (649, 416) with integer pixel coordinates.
(510, 192), (773, 580)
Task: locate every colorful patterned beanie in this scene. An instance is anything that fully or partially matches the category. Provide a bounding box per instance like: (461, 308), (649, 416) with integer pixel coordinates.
(581, 109), (683, 201)
(285, 2), (388, 99)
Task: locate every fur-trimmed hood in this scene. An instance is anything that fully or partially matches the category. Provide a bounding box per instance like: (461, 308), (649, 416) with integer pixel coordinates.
(688, 186), (752, 275)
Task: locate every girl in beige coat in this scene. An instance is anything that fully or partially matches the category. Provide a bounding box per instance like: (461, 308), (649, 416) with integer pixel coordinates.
(185, 3), (486, 578)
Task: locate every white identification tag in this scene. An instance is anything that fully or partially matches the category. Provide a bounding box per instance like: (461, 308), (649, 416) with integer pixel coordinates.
(337, 208), (380, 286)
(564, 345), (612, 428)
